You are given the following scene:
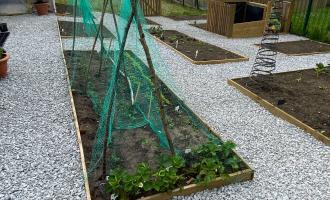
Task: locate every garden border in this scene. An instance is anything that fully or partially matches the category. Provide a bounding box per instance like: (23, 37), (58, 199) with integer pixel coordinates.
(55, 18), (92, 200)
(227, 78), (330, 146)
(135, 76), (254, 199)
(254, 40), (330, 56)
(139, 169), (252, 200)
(56, 18), (254, 199)
(152, 36), (249, 65)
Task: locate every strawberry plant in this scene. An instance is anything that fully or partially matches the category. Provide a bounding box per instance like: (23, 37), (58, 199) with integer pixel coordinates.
(105, 141), (242, 199)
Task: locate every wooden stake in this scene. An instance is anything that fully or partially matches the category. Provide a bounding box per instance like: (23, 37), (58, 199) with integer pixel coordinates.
(133, 0), (175, 155)
(85, 0), (109, 91)
(102, 11), (135, 179)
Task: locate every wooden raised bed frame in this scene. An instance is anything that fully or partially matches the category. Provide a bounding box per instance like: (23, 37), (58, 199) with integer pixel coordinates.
(57, 20), (254, 200)
(228, 77), (330, 146)
(207, 0), (293, 38)
(152, 35), (249, 65)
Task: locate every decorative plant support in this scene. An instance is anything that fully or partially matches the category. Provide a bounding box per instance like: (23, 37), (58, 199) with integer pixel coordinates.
(250, 0), (284, 81)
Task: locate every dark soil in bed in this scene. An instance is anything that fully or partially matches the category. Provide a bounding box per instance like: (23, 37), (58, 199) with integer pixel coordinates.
(190, 23), (207, 31)
(58, 21), (114, 38)
(167, 15), (207, 21)
(150, 30), (244, 62)
(65, 50), (246, 199)
(145, 19), (160, 25)
(258, 40), (330, 55)
(234, 69), (330, 138)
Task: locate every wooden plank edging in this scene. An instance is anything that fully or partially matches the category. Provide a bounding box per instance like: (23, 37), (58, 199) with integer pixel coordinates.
(139, 169), (253, 200)
(56, 16), (254, 198)
(153, 36), (249, 65)
(55, 17), (92, 200)
(253, 41), (330, 56)
(227, 79), (330, 146)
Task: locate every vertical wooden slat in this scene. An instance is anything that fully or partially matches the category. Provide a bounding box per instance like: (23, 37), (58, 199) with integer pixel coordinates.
(139, 0), (160, 16)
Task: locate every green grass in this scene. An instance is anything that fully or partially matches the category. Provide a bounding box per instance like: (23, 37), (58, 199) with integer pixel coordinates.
(161, 0), (206, 17)
(291, 7), (330, 43)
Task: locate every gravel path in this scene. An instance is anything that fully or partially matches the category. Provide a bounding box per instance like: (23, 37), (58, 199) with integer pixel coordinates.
(0, 15), (86, 199)
(23, 13), (330, 199)
(145, 16), (330, 200)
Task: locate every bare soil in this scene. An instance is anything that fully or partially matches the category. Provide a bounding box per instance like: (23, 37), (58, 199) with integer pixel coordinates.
(234, 69), (330, 138)
(167, 15), (207, 21)
(145, 19), (160, 25)
(58, 21), (114, 38)
(65, 50), (247, 199)
(257, 40), (330, 55)
(190, 23), (207, 31)
(150, 30), (244, 62)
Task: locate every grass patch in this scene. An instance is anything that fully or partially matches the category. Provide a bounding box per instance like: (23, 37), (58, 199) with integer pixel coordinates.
(161, 0), (206, 17)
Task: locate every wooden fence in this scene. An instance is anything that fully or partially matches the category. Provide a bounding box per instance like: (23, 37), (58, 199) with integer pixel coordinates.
(140, 0), (161, 16)
(207, 1), (235, 36)
(290, 0), (330, 42)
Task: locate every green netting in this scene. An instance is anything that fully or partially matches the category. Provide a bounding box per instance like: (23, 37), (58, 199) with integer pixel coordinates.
(64, 0), (228, 193)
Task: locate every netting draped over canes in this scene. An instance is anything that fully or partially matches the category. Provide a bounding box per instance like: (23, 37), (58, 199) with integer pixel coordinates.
(67, 0), (175, 174)
(67, 0), (220, 177)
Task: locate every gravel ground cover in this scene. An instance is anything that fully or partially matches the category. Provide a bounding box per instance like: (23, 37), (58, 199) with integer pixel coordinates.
(145, 16), (330, 200)
(59, 13), (329, 199)
(0, 15), (86, 199)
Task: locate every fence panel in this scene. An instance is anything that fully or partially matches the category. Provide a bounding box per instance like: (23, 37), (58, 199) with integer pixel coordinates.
(290, 0), (330, 43)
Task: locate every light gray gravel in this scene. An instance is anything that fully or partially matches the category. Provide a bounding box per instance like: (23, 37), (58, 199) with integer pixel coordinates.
(145, 16), (330, 200)
(7, 13), (329, 199)
(0, 14), (86, 199)
(58, 13), (330, 199)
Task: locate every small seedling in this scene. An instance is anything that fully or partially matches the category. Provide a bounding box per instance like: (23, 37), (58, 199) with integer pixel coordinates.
(150, 25), (164, 37)
(314, 63), (329, 77)
(195, 50), (199, 59)
(168, 35), (177, 42)
(296, 77), (302, 82)
(319, 85), (328, 90)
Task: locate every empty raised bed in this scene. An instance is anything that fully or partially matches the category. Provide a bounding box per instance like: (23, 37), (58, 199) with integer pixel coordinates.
(228, 65), (330, 146)
(149, 28), (248, 64)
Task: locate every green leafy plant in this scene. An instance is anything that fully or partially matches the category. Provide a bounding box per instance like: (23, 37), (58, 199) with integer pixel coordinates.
(168, 35), (178, 42)
(314, 63), (330, 77)
(269, 18), (281, 32)
(189, 141), (240, 184)
(105, 141), (241, 199)
(0, 47), (4, 59)
(149, 26), (164, 37)
(105, 155), (185, 199)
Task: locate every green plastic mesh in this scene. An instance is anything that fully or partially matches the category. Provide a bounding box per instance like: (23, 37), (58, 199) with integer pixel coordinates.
(65, 0), (221, 179)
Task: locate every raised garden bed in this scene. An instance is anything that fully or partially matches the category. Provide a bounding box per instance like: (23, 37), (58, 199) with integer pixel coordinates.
(190, 23), (207, 30)
(256, 40), (330, 56)
(145, 19), (160, 26)
(58, 20), (114, 38)
(167, 15), (207, 21)
(149, 29), (248, 65)
(64, 49), (253, 199)
(228, 67), (330, 146)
